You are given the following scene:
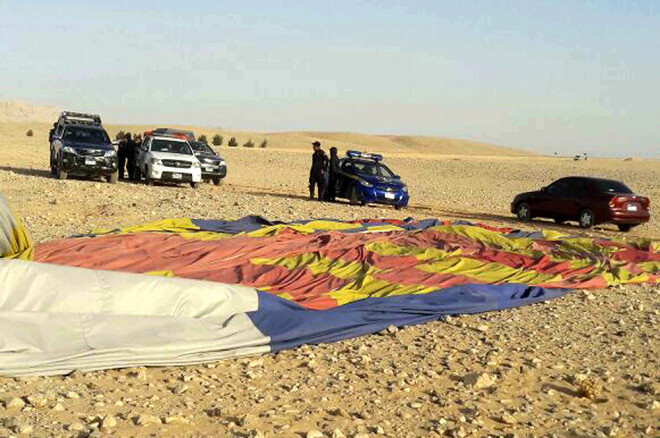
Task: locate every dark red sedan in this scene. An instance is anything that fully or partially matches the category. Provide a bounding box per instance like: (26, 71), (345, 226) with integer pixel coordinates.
(511, 176), (650, 231)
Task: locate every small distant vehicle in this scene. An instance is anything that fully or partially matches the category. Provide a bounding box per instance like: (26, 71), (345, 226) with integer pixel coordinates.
(335, 151), (409, 210)
(189, 141), (227, 185)
(573, 155), (582, 161)
(511, 176), (650, 231)
(135, 131), (202, 188)
(49, 112), (118, 183)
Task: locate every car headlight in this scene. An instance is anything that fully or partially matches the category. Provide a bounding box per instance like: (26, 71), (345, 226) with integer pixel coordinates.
(104, 150), (116, 158)
(359, 178), (373, 187)
(63, 146), (76, 154)
(192, 161), (201, 168)
(402, 186), (408, 193)
(151, 158), (162, 166)
(219, 160), (226, 166)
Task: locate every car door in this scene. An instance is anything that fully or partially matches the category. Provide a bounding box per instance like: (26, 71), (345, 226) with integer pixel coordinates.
(535, 179), (572, 219)
(52, 123), (65, 161)
(137, 137), (150, 172)
(562, 178), (589, 219)
(338, 160), (354, 198)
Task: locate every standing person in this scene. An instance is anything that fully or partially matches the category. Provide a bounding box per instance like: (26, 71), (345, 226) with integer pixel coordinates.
(117, 133), (132, 180)
(326, 147), (341, 202)
(309, 141), (328, 201)
(126, 134), (139, 180)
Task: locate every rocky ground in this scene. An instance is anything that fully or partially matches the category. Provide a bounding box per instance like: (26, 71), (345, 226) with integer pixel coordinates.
(0, 124), (658, 437)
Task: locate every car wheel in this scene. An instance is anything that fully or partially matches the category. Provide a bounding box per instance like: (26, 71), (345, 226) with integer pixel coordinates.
(516, 203), (531, 221)
(578, 209), (595, 229)
(56, 159), (67, 180)
(50, 152), (57, 176)
(554, 217), (566, 225)
(213, 177), (223, 186)
(394, 205), (403, 210)
(617, 224), (632, 232)
(106, 171), (118, 184)
(191, 182), (200, 189)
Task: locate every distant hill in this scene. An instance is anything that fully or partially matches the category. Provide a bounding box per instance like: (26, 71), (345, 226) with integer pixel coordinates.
(104, 126), (531, 156)
(0, 100), (532, 156)
(0, 101), (59, 123)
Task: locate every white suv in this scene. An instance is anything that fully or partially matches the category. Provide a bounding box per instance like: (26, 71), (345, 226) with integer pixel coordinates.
(136, 134), (202, 188)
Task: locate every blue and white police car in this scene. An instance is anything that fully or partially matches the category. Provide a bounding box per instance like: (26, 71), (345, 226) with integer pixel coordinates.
(335, 151), (409, 210)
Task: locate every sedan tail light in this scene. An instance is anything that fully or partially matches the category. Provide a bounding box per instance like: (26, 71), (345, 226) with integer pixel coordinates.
(609, 196), (626, 208)
(640, 197), (650, 209)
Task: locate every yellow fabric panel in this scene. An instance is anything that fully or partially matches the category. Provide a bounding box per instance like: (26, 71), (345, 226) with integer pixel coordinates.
(637, 261), (660, 275)
(329, 276), (438, 306)
(429, 224), (535, 253)
(252, 253), (376, 280)
(418, 257), (563, 285)
(144, 270), (176, 277)
(92, 218), (200, 235)
(0, 194), (34, 261)
(366, 241), (462, 259)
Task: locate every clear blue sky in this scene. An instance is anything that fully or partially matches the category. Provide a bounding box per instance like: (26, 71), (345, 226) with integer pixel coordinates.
(1, 0), (658, 156)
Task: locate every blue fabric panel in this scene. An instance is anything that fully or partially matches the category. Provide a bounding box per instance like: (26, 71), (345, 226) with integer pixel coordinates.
(192, 216), (282, 234)
(248, 284), (570, 351)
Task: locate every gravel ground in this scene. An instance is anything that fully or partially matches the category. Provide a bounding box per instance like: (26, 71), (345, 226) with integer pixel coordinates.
(0, 123), (658, 437)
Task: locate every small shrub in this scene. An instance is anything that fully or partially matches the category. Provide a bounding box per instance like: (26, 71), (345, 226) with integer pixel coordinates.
(259, 139), (268, 148)
(198, 134), (208, 144)
(228, 137), (238, 147)
(115, 131), (125, 141)
(26, 129), (33, 137)
(243, 139), (255, 148)
(212, 134), (223, 146)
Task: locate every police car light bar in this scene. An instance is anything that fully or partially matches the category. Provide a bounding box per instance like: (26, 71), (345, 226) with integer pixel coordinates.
(346, 150), (383, 161)
(144, 130), (188, 141)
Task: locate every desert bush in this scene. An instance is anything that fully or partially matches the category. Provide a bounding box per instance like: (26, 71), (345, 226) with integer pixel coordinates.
(259, 139), (268, 148)
(198, 134), (208, 144)
(212, 134), (223, 146)
(26, 129), (33, 137)
(243, 139), (255, 148)
(228, 137), (238, 147)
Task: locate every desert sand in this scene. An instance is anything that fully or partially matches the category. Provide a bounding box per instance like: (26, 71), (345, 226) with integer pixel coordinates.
(0, 116), (658, 438)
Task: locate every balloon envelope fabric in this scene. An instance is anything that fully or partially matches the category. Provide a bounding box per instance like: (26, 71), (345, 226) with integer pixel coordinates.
(0, 214), (657, 375)
(34, 216), (658, 310)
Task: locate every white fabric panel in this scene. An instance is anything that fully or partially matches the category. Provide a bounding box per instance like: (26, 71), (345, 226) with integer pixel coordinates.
(0, 260), (270, 376)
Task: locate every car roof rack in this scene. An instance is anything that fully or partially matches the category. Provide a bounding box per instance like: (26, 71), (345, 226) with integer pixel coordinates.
(59, 111), (102, 126)
(346, 150), (383, 162)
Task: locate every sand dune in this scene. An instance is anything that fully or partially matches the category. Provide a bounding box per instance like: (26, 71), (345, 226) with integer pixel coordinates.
(0, 101), (531, 156)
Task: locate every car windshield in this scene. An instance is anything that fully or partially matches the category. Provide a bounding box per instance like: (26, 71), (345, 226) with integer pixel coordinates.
(595, 180), (632, 194)
(63, 127), (110, 144)
(150, 139), (193, 155)
(351, 160), (396, 178)
(190, 142), (215, 155)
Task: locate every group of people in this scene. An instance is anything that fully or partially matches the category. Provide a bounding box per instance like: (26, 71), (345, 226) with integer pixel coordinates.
(308, 141), (341, 202)
(117, 133), (142, 180)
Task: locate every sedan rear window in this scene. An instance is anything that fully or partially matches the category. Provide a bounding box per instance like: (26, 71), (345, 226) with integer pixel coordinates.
(595, 180), (632, 194)
(150, 139), (192, 155)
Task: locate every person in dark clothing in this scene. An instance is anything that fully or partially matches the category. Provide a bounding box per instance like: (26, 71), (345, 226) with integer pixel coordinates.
(326, 147), (341, 202)
(127, 134), (139, 180)
(309, 141), (328, 201)
(118, 133), (134, 180)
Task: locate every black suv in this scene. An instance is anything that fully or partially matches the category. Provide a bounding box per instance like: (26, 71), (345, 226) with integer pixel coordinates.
(189, 141), (227, 185)
(49, 112), (118, 183)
